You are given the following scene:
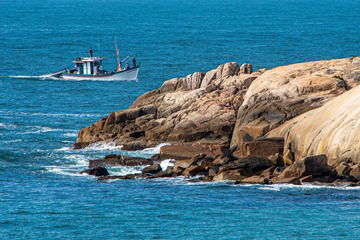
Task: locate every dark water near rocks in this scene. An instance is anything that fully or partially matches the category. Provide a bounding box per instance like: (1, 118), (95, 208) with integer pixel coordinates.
(1, 0), (359, 239)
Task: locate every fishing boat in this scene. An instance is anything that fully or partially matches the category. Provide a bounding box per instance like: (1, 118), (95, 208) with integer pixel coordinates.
(44, 42), (139, 80)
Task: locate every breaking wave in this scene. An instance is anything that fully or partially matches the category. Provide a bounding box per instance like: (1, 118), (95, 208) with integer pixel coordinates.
(45, 154), (91, 177)
(127, 143), (170, 158)
(160, 159), (175, 171)
(48, 143), (169, 177)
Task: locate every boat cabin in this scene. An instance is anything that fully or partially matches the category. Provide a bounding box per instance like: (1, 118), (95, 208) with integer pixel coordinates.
(72, 57), (105, 75)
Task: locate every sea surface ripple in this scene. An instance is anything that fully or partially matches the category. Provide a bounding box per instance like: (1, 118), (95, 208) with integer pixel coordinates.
(0, 0), (359, 239)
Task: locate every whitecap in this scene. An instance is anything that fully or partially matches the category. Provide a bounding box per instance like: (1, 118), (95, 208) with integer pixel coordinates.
(160, 159), (175, 171)
(63, 131), (78, 138)
(20, 126), (64, 134)
(45, 166), (88, 177)
(55, 146), (72, 152)
(0, 122), (17, 129)
(3, 139), (22, 144)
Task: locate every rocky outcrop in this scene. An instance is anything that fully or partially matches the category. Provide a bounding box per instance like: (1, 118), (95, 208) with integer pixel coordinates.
(75, 57), (359, 155)
(267, 81), (360, 167)
(75, 57), (360, 186)
(231, 57), (360, 152)
(75, 62), (258, 148)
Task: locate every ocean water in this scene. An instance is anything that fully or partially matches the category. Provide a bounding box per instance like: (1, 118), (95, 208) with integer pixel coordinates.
(1, 0), (360, 239)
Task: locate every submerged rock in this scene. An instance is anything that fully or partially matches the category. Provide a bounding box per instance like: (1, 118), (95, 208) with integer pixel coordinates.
(81, 167), (109, 177)
(98, 173), (145, 181)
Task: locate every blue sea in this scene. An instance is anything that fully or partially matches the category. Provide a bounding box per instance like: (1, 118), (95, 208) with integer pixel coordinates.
(1, 0), (360, 239)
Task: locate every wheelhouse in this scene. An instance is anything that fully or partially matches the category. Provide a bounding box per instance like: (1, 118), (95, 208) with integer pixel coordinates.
(72, 57), (105, 75)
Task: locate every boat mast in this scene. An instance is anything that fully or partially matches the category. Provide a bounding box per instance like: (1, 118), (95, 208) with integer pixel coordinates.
(115, 39), (122, 72)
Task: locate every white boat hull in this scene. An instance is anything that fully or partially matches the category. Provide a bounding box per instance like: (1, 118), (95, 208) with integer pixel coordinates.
(60, 67), (139, 81)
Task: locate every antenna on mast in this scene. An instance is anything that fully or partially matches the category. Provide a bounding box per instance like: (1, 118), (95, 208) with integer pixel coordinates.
(114, 38), (122, 72)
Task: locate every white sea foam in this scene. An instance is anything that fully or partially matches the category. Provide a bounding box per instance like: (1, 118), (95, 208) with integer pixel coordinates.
(107, 166), (144, 176)
(45, 154), (91, 177)
(127, 143), (170, 156)
(54, 141), (122, 152)
(47, 143), (181, 179)
(55, 146), (72, 152)
(82, 141), (123, 151)
(4, 139), (22, 144)
(63, 131), (78, 138)
(160, 159), (175, 171)
(46, 166), (89, 177)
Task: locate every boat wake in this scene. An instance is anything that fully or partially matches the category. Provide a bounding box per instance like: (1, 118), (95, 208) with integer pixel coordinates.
(8, 75), (59, 80)
(8, 75), (43, 79)
(7, 75), (138, 81)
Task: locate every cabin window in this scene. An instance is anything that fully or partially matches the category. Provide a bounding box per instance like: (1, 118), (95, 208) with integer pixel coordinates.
(90, 62), (94, 75)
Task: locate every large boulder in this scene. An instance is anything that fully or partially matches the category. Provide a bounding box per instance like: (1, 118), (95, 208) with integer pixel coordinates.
(222, 156), (273, 173)
(182, 165), (207, 176)
(231, 57), (360, 151)
(349, 164), (360, 180)
(240, 175), (269, 184)
(172, 159), (194, 171)
(142, 164), (162, 174)
(268, 78), (360, 166)
(275, 155), (331, 180)
(159, 144), (226, 160)
(213, 170), (248, 181)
